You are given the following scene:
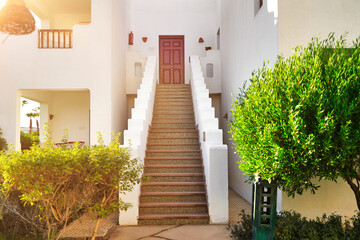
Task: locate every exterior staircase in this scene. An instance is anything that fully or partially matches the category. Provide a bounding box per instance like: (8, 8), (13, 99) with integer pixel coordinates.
(138, 84), (210, 225)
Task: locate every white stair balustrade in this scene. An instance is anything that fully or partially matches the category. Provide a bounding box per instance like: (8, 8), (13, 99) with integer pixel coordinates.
(190, 55), (229, 224)
(119, 56), (157, 225)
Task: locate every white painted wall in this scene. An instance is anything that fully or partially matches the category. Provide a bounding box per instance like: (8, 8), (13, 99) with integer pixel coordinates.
(126, 51), (146, 94)
(220, 0), (279, 203)
(51, 14), (91, 28)
(278, 0), (360, 218)
(200, 50), (221, 93)
(279, 0), (360, 57)
(0, 0), (128, 149)
(111, 0), (128, 143)
(126, 0), (219, 83)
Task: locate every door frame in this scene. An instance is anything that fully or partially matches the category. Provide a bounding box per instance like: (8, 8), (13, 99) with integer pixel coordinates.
(159, 35), (185, 84)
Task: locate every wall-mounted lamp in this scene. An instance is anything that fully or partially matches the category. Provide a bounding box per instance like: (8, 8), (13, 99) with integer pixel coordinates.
(205, 46), (212, 51)
(129, 31), (134, 45)
(198, 37), (204, 43)
(223, 113), (228, 120)
(49, 114), (54, 120)
(142, 37), (148, 43)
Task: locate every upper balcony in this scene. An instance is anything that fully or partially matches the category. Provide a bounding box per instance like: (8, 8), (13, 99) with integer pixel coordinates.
(24, 0), (91, 49)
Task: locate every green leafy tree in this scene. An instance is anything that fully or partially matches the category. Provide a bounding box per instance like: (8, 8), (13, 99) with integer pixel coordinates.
(230, 34), (360, 210)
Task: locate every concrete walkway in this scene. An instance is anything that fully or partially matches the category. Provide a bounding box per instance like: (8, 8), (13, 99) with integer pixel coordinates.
(109, 189), (250, 240)
(109, 225), (230, 240)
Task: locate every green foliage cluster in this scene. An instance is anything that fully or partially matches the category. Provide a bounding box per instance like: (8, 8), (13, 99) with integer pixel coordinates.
(229, 34), (360, 209)
(0, 131), (142, 239)
(20, 131), (39, 150)
(229, 210), (360, 240)
(0, 128), (7, 151)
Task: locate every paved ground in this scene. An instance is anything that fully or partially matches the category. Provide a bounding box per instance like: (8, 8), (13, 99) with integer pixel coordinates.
(109, 189), (250, 240)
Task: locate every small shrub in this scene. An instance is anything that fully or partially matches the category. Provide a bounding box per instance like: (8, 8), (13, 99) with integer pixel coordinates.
(229, 210), (360, 240)
(0, 131), (142, 240)
(0, 128), (7, 151)
(20, 131), (39, 150)
(228, 209), (252, 240)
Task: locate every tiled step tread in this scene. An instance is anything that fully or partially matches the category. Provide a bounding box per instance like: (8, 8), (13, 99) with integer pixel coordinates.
(147, 143), (199, 146)
(147, 137), (198, 140)
(150, 122), (195, 124)
(149, 128), (196, 130)
(138, 213), (209, 220)
(141, 191), (206, 196)
(155, 104), (193, 106)
(144, 165), (202, 169)
(149, 130), (197, 133)
(144, 173), (203, 177)
(146, 150), (200, 153)
(145, 157), (201, 160)
(152, 116), (194, 119)
(140, 202), (207, 208)
(141, 182), (204, 186)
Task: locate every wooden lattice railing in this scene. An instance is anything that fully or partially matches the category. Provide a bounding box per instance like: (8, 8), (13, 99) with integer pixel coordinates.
(38, 29), (72, 49)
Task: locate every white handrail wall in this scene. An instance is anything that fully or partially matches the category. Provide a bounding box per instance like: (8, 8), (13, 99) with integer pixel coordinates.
(119, 56), (157, 225)
(190, 55), (229, 224)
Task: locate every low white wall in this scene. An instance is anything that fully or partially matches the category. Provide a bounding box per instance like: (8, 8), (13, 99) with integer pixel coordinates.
(190, 55), (228, 224)
(119, 56), (157, 225)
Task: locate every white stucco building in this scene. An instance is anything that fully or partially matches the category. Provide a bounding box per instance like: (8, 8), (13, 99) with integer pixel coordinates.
(0, 0), (359, 224)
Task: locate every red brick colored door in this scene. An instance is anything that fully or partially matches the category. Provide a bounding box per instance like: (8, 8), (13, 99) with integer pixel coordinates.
(159, 36), (185, 84)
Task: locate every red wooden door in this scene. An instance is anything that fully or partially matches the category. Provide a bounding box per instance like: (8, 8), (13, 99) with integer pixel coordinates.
(159, 36), (185, 84)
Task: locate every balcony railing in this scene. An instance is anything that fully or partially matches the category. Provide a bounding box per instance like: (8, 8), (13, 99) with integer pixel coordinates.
(38, 29), (72, 49)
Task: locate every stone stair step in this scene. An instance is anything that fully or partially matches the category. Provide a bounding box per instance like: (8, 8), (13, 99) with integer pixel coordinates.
(155, 99), (193, 103)
(153, 113), (194, 117)
(146, 150), (201, 158)
(149, 132), (198, 139)
(144, 165), (203, 173)
(141, 182), (205, 192)
(144, 173), (204, 183)
(156, 85), (190, 89)
(140, 191), (207, 203)
(151, 123), (196, 128)
(139, 202), (208, 214)
(156, 92), (191, 96)
(150, 126), (196, 130)
(147, 143), (200, 150)
(147, 137), (199, 144)
(155, 103), (193, 107)
(145, 157), (202, 165)
(138, 218), (209, 225)
(153, 109), (194, 113)
(152, 117), (194, 123)
(138, 213), (209, 225)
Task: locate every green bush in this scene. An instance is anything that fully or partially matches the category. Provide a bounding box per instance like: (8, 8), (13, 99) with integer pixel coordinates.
(229, 210), (360, 240)
(0, 128), (7, 151)
(0, 131), (142, 240)
(20, 131), (39, 150)
(229, 34), (360, 210)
